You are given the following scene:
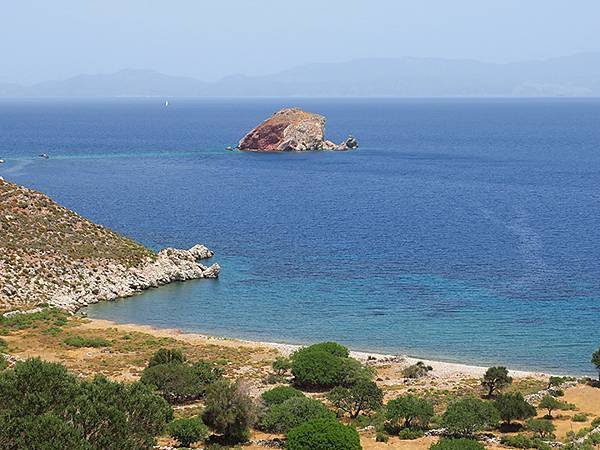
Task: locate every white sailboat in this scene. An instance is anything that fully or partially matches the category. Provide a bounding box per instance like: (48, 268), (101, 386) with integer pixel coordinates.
(165, 100), (169, 107)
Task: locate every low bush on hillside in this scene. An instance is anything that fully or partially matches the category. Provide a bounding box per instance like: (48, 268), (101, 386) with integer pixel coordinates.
(259, 396), (335, 433)
(430, 438), (486, 450)
(0, 308), (68, 334)
(260, 386), (305, 407)
(286, 419), (361, 450)
(402, 361), (433, 379)
(140, 348), (223, 403)
(494, 392), (536, 425)
(572, 413), (590, 422)
(500, 434), (552, 450)
(166, 417), (209, 448)
(0, 358), (172, 450)
(63, 335), (111, 348)
(527, 418), (556, 438)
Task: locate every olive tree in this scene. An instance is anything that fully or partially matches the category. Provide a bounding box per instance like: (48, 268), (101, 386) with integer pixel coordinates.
(481, 366), (512, 398)
(327, 379), (383, 418)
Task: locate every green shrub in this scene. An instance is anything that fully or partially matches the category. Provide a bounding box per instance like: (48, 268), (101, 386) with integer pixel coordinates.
(0, 338), (7, 351)
(572, 413), (589, 422)
(591, 416), (600, 427)
(397, 428), (424, 439)
(260, 386), (305, 407)
(494, 392), (536, 425)
(430, 438), (485, 450)
(385, 395), (434, 431)
(286, 419), (361, 450)
(147, 348), (186, 367)
(62, 336), (111, 348)
(402, 361), (433, 379)
(592, 347), (600, 381)
(0, 358), (7, 371)
(192, 360), (224, 385)
(500, 434), (552, 449)
(441, 397), (499, 436)
(291, 349), (342, 389)
(259, 396), (335, 433)
(327, 380), (383, 418)
(202, 380), (256, 444)
(375, 431), (389, 442)
(0, 358), (172, 450)
(140, 363), (205, 403)
(167, 417), (209, 448)
(301, 342), (350, 358)
(527, 418), (556, 438)
(272, 356), (291, 375)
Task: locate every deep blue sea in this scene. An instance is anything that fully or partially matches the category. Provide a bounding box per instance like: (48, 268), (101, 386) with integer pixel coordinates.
(1, 98), (599, 375)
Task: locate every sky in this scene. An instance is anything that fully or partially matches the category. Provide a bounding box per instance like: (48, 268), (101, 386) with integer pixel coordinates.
(2, 0), (600, 84)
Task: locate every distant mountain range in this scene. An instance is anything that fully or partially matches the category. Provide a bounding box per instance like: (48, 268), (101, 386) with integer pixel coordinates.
(2, 53), (600, 97)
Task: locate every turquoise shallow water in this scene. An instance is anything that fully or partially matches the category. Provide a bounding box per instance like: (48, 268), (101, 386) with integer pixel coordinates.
(1, 98), (599, 375)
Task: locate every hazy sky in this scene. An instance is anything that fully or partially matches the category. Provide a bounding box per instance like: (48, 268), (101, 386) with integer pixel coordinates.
(3, 0), (600, 84)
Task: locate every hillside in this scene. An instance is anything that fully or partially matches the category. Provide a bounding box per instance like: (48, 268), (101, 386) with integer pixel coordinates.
(2, 53), (600, 97)
(0, 178), (219, 310)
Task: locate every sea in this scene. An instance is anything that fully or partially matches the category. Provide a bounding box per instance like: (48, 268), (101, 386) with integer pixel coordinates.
(1, 97), (599, 375)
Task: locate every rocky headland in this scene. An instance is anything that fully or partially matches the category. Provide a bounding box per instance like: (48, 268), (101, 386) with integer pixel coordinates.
(0, 178), (219, 312)
(237, 107), (358, 152)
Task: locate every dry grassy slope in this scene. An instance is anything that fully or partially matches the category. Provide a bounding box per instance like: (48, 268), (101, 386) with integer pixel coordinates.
(0, 178), (155, 307)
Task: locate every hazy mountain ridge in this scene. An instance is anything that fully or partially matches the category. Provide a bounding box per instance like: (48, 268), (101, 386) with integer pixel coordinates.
(2, 53), (600, 97)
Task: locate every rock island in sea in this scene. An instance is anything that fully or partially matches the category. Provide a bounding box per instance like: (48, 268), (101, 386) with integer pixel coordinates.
(237, 107), (358, 152)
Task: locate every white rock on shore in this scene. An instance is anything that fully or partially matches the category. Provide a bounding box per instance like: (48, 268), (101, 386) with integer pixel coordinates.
(49, 244), (220, 311)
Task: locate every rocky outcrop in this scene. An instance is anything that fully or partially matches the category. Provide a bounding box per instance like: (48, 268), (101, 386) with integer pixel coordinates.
(237, 108), (358, 152)
(0, 178), (219, 312)
(49, 245), (220, 312)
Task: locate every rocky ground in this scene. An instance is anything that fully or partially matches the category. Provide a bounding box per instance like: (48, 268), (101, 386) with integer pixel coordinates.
(0, 178), (219, 311)
(237, 107), (358, 151)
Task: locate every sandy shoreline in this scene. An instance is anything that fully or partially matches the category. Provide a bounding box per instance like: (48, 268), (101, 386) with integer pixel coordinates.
(83, 317), (552, 379)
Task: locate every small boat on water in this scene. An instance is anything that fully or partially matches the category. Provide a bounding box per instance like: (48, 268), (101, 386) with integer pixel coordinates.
(39, 153), (49, 159)
(165, 100), (169, 107)
(226, 146), (234, 151)
(0, 159), (5, 164)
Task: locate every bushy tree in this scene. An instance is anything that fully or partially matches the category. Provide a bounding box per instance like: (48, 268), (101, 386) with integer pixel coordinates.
(385, 395), (434, 431)
(430, 438), (486, 450)
(259, 396), (335, 433)
(140, 363), (205, 403)
(302, 342), (350, 358)
(327, 379), (383, 418)
(0, 413), (91, 450)
(592, 347), (600, 381)
(494, 392), (536, 425)
(202, 380), (256, 444)
(147, 348), (186, 367)
(0, 357), (78, 417)
(539, 395), (562, 418)
(261, 386), (305, 407)
(286, 419), (361, 450)
(0, 359), (172, 450)
(140, 352), (222, 404)
(290, 342), (371, 389)
(441, 397), (499, 436)
(167, 417), (209, 448)
(481, 366), (512, 397)
(527, 418), (556, 438)
(272, 356), (291, 376)
(67, 375), (172, 450)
